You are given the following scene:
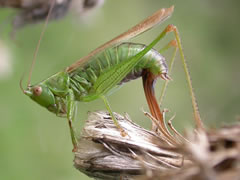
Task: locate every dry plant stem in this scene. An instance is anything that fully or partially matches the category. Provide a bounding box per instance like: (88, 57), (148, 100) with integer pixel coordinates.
(167, 115), (190, 144)
(144, 125), (240, 180)
(74, 111), (184, 180)
(142, 110), (180, 145)
(75, 111), (240, 180)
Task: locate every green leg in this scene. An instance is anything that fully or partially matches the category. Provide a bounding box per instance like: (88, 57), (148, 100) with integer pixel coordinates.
(159, 41), (178, 106)
(158, 39), (177, 54)
(55, 96), (64, 116)
(101, 95), (127, 136)
(165, 25), (204, 130)
(67, 89), (78, 152)
(146, 24), (203, 130)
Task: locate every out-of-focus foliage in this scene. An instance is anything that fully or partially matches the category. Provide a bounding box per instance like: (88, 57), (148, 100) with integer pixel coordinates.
(0, 0), (239, 179)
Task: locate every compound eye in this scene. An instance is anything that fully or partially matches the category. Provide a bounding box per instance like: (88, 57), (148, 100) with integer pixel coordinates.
(33, 86), (42, 96)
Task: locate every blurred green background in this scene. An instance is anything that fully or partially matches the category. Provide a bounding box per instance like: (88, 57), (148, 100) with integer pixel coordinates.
(0, 0), (239, 179)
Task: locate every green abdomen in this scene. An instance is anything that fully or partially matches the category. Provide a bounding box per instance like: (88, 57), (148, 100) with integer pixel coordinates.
(69, 42), (168, 100)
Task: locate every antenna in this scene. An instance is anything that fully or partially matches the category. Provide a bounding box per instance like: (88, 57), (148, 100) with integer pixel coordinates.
(20, 72), (25, 93)
(27, 0), (56, 87)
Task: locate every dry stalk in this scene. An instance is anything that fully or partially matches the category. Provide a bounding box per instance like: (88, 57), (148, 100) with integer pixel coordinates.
(74, 111), (240, 180)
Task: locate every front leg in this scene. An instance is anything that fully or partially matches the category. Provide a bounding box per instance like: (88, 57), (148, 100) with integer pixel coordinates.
(55, 96), (67, 117)
(66, 89), (78, 152)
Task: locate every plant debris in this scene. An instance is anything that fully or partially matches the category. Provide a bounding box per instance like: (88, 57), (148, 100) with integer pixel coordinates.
(74, 111), (240, 180)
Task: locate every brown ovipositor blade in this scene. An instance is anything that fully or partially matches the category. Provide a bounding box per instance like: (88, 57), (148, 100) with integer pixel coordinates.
(142, 70), (177, 145)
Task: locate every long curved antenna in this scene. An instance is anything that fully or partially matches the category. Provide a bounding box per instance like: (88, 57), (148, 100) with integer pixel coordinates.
(20, 72), (25, 93)
(27, 0), (56, 87)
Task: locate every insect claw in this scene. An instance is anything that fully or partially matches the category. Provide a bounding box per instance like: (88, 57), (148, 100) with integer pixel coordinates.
(160, 73), (171, 81)
(72, 146), (78, 152)
(166, 74), (172, 80)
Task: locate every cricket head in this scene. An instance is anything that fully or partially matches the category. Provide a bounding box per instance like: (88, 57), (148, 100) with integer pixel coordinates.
(23, 83), (56, 111)
(22, 81), (68, 116)
(19, 0), (69, 116)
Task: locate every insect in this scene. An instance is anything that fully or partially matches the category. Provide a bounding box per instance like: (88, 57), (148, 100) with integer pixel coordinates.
(20, 1), (203, 152)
